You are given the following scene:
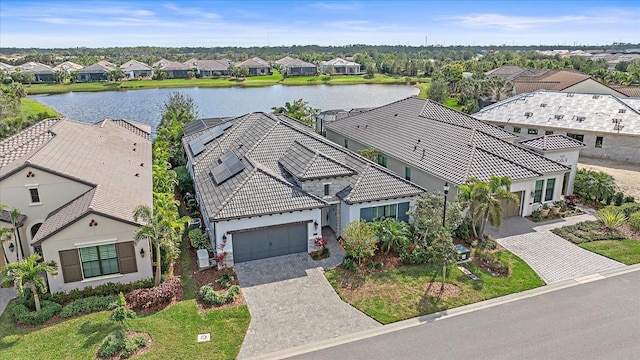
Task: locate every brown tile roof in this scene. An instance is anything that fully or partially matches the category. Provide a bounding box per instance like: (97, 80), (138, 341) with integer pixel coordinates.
(611, 85), (640, 98)
(236, 57), (270, 68)
(161, 61), (190, 71)
(121, 59), (152, 72)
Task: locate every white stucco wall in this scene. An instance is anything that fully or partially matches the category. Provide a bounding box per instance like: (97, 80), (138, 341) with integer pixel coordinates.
(40, 214), (153, 293)
(535, 148), (581, 195)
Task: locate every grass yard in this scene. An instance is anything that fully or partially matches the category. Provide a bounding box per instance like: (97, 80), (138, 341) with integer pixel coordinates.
(579, 240), (640, 265)
(20, 98), (61, 118)
(0, 299), (250, 360)
(326, 251), (544, 324)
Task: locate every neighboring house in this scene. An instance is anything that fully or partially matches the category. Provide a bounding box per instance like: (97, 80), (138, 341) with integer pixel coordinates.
(473, 90), (640, 164)
(120, 60), (153, 79)
(53, 61), (84, 74)
(235, 57), (270, 75)
(0, 61), (16, 73)
(326, 97), (575, 217)
(184, 58), (231, 77)
(152, 59), (171, 68)
(315, 107), (373, 135)
(159, 61), (191, 78)
(77, 60), (116, 82)
(276, 57), (317, 76)
(321, 58), (361, 75)
(0, 118), (153, 291)
(15, 61), (55, 82)
(611, 85), (640, 98)
(182, 112), (424, 266)
(485, 65), (535, 80)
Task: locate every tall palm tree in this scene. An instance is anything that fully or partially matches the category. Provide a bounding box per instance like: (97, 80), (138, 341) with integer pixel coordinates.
(9, 208), (25, 261)
(456, 177), (483, 238)
(474, 176), (520, 238)
(1, 254), (58, 311)
(0, 227), (12, 265)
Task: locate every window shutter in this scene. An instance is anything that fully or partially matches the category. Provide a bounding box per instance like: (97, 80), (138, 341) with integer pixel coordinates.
(359, 207), (373, 222)
(398, 202), (410, 222)
(116, 242), (138, 274)
(59, 249), (82, 283)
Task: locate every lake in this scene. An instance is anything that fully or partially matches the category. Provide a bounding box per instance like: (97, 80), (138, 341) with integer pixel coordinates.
(30, 84), (419, 133)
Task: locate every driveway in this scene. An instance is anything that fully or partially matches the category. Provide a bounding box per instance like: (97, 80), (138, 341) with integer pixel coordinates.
(487, 213), (625, 284)
(235, 231), (380, 359)
(0, 287), (17, 315)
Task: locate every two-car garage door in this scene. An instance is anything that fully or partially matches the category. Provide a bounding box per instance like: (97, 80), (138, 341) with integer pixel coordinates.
(232, 222), (308, 263)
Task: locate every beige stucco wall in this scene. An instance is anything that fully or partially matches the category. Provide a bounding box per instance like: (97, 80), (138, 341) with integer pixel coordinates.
(41, 213), (152, 293)
(562, 80), (627, 97)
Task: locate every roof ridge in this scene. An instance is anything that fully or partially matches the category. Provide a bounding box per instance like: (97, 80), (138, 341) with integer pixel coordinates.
(292, 140), (357, 175)
(463, 145), (478, 181)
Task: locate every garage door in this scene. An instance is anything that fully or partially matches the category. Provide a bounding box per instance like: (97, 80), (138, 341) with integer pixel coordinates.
(501, 191), (523, 217)
(232, 222), (308, 263)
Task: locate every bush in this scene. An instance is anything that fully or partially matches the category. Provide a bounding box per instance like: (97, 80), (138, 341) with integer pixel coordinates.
(97, 329), (147, 359)
(629, 212), (640, 231)
(624, 196), (635, 203)
(13, 300), (62, 325)
(60, 295), (118, 318)
(189, 228), (209, 250)
(215, 270), (235, 288)
(398, 244), (431, 264)
(342, 257), (358, 272)
(614, 192), (625, 206)
(454, 219), (473, 240)
(620, 202), (640, 218)
(68, 278), (154, 300)
(125, 277), (181, 311)
(596, 207), (626, 231)
(199, 284), (240, 306)
(340, 220), (377, 264)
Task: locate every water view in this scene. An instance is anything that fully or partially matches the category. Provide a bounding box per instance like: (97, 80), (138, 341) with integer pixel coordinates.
(30, 84), (419, 132)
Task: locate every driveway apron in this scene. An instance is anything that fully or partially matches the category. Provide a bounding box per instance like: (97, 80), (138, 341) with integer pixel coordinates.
(235, 232), (380, 359)
(0, 287), (17, 315)
(487, 214), (625, 284)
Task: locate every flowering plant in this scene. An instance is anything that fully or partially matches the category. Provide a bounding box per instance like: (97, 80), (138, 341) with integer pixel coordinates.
(314, 237), (328, 251)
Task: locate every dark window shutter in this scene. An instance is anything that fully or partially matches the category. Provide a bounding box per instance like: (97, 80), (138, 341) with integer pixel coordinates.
(116, 242), (137, 274)
(398, 202), (410, 223)
(59, 249), (82, 283)
(359, 207), (373, 222)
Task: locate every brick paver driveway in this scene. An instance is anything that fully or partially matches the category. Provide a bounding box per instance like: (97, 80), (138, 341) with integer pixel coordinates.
(487, 214), (625, 284)
(235, 233), (380, 359)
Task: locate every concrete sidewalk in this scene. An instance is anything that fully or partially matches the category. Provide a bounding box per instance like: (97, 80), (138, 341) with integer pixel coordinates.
(0, 287), (17, 315)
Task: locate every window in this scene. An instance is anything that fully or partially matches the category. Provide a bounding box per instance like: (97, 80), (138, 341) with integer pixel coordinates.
(372, 204), (397, 220)
(513, 127), (521, 133)
(527, 128), (538, 135)
(534, 180), (544, 203)
(377, 154), (387, 167)
(79, 244), (119, 278)
(360, 202), (410, 223)
(405, 167), (412, 181)
(567, 133), (584, 142)
(344, 139), (349, 148)
(545, 130), (554, 135)
(544, 179), (555, 201)
(595, 136), (603, 148)
(29, 188), (40, 203)
(323, 183), (331, 197)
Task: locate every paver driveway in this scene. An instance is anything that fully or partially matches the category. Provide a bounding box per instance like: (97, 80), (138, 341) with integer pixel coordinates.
(235, 235), (380, 359)
(487, 214), (625, 284)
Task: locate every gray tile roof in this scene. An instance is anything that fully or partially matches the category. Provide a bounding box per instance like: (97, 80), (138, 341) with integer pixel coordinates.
(184, 118), (234, 136)
(79, 61), (115, 73)
(326, 97), (569, 185)
(161, 61), (191, 71)
(183, 58), (230, 71)
(275, 56), (295, 65)
(184, 112), (424, 220)
(473, 90), (640, 136)
(0, 209), (27, 225)
(278, 141), (356, 180)
(236, 57), (269, 68)
(282, 58), (317, 69)
(121, 59), (152, 72)
(519, 134), (585, 151)
(17, 62), (54, 74)
(32, 188), (96, 244)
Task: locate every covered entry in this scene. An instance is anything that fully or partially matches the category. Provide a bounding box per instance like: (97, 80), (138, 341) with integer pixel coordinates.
(502, 191), (524, 217)
(232, 222), (308, 263)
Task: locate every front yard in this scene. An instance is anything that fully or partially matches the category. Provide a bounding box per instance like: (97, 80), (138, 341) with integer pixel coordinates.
(326, 250), (544, 324)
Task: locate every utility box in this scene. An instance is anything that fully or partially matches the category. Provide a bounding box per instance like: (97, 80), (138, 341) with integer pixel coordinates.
(197, 249), (210, 270)
(456, 244), (471, 263)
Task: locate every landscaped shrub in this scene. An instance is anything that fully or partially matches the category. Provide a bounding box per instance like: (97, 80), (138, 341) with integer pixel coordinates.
(188, 228), (209, 250)
(340, 220), (378, 264)
(215, 270), (235, 288)
(199, 284), (240, 306)
(624, 196), (635, 203)
(629, 212), (640, 232)
(614, 192), (625, 206)
(97, 329), (147, 359)
(596, 207), (626, 231)
(125, 277), (181, 311)
(13, 300), (62, 325)
(398, 244), (431, 264)
(18, 290), (65, 309)
(341, 257), (358, 272)
(68, 278), (154, 300)
(474, 252), (511, 276)
(620, 202), (640, 218)
(60, 295), (118, 318)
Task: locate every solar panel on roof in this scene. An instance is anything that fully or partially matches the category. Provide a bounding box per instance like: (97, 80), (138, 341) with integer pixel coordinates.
(226, 158), (245, 175)
(189, 138), (206, 156)
(219, 122), (233, 131)
(219, 151), (236, 164)
(209, 153), (245, 185)
(210, 163), (230, 184)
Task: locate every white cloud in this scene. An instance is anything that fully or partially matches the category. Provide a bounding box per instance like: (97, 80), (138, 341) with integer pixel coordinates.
(445, 13), (590, 30)
(311, 2), (361, 11)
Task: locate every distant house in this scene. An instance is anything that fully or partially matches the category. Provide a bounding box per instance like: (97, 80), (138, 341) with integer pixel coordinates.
(473, 90), (640, 164)
(0, 62), (15, 73)
(235, 57), (270, 75)
(321, 58), (361, 75)
(276, 57), (317, 76)
(159, 61), (190, 79)
(0, 118), (153, 291)
(121, 60), (153, 79)
(184, 58), (231, 77)
(53, 61), (84, 74)
(77, 60), (116, 82)
(15, 62), (55, 82)
(152, 59), (171, 68)
(315, 107), (373, 135)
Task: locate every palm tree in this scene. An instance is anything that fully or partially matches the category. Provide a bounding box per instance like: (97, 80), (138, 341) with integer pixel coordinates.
(9, 208), (25, 261)
(456, 177), (483, 238)
(474, 176), (520, 238)
(0, 227), (12, 265)
(1, 254), (58, 311)
(588, 171), (616, 204)
(372, 218), (412, 254)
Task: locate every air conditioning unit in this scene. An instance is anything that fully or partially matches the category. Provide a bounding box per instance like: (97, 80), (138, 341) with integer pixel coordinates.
(197, 249), (212, 270)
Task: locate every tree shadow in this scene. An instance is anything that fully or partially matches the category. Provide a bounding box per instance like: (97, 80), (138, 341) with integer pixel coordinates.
(77, 320), (118, 349)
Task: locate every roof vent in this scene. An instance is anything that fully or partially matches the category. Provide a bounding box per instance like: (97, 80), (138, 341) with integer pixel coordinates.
(567, 93), (574, 97)
(576, 116), (585, 122)
(592, 95), (600, 99)
(619, 109), (626, 114)
(135, 173), (139, 177)
(394, 113), (398, 117)
(554, 114), (564, 120)
(540, 103), (547, 107)
(140, 163), (144, 167)
(524, 112), (533, 118)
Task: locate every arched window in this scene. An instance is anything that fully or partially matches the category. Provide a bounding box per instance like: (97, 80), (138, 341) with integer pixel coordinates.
(30, 223), (42, 239)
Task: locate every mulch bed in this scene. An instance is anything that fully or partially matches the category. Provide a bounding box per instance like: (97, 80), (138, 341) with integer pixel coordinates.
(525, 208), (585, 222)
(424, 282), (461, 299)
(618, 224), (640, 240)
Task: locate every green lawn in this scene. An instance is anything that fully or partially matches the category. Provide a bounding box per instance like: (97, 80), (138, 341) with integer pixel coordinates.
(0, 300), (250, 360)
(326, 251), (544, 324)
(20, 98), (61, 118)
(579, 240), (640, 265)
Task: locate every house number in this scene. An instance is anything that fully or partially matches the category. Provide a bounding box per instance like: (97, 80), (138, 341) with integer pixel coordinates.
(557, 155), (567, 163)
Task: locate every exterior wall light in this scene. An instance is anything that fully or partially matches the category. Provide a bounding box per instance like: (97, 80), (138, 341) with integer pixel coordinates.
(140, 248), (145, 257)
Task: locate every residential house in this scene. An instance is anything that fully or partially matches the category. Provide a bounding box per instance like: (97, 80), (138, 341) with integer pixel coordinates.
(159, 61), (191, 79)
(326, 97), (576, 217)
(0, 118), (153, 291)
(473, 90), (640, 164)
(77, 60), (116, 82)
(321, 58), (361, 75)
(182, 112), (424, 266)
(53, 61), (84, 74)
(315, 107), (373, 135)
(120, 60), (153, 79)
(275, 57), (317, 76)
(0, 62), (15, 73)
(184, 58), (231, 77)
(15, 62), (55, 82)
(152, 59), (171, 68)
(235, 57), (270, 76)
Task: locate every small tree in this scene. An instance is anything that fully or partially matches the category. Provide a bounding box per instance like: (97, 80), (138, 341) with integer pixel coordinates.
(427, 80), (448, 104)
(409, 191), (463, 246)
(1, 255), (58, 312)
(111, 292), (136, 329)
(356, 147), (379, 162)
(429, 231), (458, 291)
(341, 220), (377, 264)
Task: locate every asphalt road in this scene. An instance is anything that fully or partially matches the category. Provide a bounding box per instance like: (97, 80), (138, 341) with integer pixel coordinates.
(289, 271), (640, 360)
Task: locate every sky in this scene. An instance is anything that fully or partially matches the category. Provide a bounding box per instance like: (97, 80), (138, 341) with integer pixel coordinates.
(1, 0), (639, 48)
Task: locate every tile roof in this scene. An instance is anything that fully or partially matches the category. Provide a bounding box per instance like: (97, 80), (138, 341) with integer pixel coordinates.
(17, 61), (54, 74)
(53, 61), (84, 72)
(236, 57), (269, 68)
(0, 209), (27, 225)
(183, 58), (230, 71)
(322, 58), (360, 66)
(473, 90), (640, 136)
(121, 59), (153, 72)
(0, 119), (152, 243)
(160, 61), (190, 71)
(0, 62), (14, 72)
(281, 58), (317, 68)
(519, 134), (586, 151)
(275, 56), (295, 65)
(611, 85), (640, 98)
(183, 117), (233, 136)
(184, 112), (424, 220)
(79, 61), (115, 73)
(32, 188), (96, 244)
(326, 97), (568, 185)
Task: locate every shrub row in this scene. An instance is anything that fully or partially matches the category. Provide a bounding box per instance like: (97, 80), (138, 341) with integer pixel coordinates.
(13, 300), (62, 325)
(125, 277), (181, 311)
(97, 329), (147, 359)
(60, 295), (118, 318)
(68, 278), (154, 301)
(199, 284), (240, 306)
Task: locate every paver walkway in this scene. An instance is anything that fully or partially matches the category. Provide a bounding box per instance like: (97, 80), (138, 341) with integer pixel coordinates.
(235, 229), (380, 359)
(0, 287), (17, 315)
(486, 213), (625, 284)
